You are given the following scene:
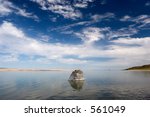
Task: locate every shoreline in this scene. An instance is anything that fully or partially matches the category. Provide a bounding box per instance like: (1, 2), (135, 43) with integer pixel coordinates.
(0, 68), (66, 72)
(125, 69), (150, 71)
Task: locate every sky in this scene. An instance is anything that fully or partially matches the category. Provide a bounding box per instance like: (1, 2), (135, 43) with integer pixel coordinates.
(0, 0), (150, 69)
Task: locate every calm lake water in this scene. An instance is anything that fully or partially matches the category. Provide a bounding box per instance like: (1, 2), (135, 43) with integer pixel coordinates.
(0, 70), (150, 100)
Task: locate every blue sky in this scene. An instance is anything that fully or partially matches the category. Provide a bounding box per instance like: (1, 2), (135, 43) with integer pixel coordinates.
(0, 0), (150, 69)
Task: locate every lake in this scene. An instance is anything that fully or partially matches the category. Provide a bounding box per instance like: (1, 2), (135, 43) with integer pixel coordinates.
(0, 70), (150, 100)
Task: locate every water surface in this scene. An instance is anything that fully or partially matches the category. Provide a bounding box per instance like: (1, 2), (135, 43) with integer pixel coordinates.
(0, 70), (150, 99)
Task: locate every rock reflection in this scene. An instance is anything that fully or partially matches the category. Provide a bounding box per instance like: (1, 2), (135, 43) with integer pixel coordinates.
(68, 80), (84, 91)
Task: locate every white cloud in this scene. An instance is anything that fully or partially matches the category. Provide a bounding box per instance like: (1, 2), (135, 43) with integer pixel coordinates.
(0, 22), (105, 64)
(48, 4), (82, 19)
(0, 54), (19, 62)
(16, 8), (39, 21)
(120, 15), (131, 21)
(111, 37), (150, 46)
(0, 0), (39, 21)
(118, 15), (150, 38)
(50, 21), (91, 32)
(0, 21), (90, 64)
(0, 21), (150, 68)
(91, 13), (115, 22)
(0, 21), (25, 38)
(106, 27), (138, 39)
(58, 58), (87, 64)
(39, 35), (50, 42)
(0, 0), (13, 15)
(73, 3), (88, 8)
(73, 0), (95, 8)
(75, 27), (105, 44)
(110, 37), (150, 58)
(50, 12), (115, 33)
(133, 15), (150, 24)
(31, 0), (83, 19)
(120, 14), (150, 29)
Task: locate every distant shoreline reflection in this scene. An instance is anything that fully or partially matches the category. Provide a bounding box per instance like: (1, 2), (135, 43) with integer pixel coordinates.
(68, 80), (84, 91)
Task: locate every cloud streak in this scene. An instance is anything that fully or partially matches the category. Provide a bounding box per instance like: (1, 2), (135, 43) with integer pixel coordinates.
(75, 27), (106, 45)
(30, 0), (96, 20)
(0, 0), (39, 21)
(73, 0), (95, 8)
(50, 12), (115, 32)
(31, 0), (83, 19)
(91, 12), (115, 22)
(120, 14), (150, 29)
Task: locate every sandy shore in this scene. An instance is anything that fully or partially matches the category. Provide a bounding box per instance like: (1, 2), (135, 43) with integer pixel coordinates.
(0, 68), (65, 72)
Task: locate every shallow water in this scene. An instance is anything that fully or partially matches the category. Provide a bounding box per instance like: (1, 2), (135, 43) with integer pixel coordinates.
(0, 70), (150, 100)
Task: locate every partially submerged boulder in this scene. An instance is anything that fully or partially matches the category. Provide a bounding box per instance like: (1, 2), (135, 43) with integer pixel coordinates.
(69, 80), (84, 90)
(69, 69), (84, 80)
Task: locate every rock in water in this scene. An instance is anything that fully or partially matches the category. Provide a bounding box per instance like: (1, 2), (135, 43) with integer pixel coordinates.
(69, 69), (84, 80)
(68, 80), (84, 90)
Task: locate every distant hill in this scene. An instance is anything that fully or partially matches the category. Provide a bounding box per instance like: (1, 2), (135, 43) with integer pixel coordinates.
(125, 64), (150, 70)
